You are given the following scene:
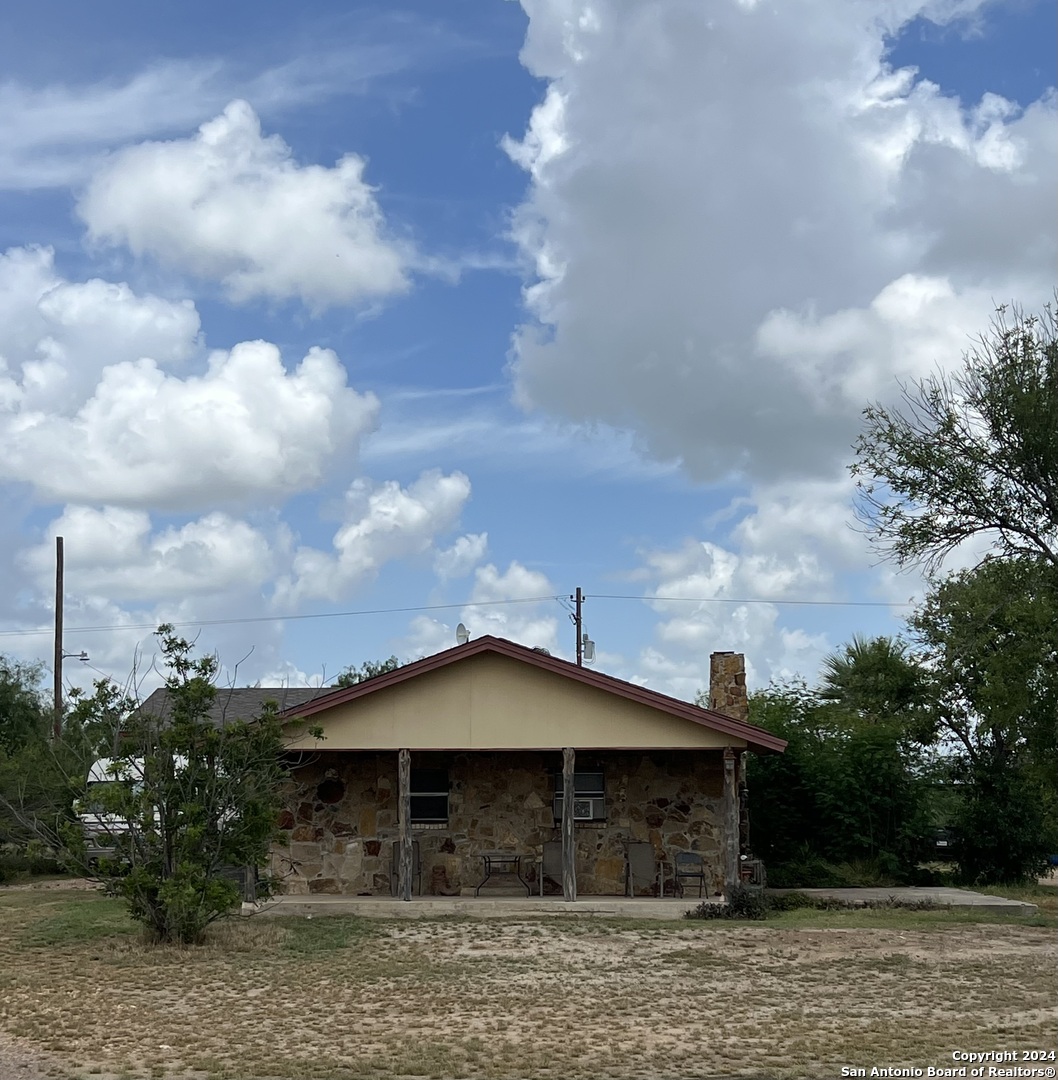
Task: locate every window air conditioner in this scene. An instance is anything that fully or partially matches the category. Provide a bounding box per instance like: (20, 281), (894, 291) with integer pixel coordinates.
(572, 798), (594, 821)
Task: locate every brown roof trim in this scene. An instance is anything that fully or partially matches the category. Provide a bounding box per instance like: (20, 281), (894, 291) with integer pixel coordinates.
(280, 635), (787, 754)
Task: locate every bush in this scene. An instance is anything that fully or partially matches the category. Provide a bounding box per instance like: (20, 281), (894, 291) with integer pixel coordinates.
(0, 841), (65, 881)
(686, 884), (769, 920)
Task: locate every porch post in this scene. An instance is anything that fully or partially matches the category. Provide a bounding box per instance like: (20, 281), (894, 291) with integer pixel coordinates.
(722, 747), (739, 898)
(561, 746), (577, 902)
(398, 748), (412, 902)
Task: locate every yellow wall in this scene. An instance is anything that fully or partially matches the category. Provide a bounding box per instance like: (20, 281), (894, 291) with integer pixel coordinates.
(284, 652), (745, 751)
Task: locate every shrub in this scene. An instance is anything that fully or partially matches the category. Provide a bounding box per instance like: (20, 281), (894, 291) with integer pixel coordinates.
(686, 884), (769, 920)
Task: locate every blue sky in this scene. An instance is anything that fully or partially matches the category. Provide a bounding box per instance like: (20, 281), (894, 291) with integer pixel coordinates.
(0, 0), (1054, 701)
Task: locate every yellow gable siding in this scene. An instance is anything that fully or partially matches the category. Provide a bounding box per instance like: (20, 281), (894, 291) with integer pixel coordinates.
(284, 652), (744, 751)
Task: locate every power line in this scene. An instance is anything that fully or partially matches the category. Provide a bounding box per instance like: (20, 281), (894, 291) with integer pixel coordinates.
(0, 595), (566, 640)
(590, 593), (914, 608)
(0, 588), (913, 642)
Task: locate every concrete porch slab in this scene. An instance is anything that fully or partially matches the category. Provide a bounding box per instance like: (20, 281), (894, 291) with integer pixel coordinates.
(770, 886), (1038, 914)
(246, 885), (1038, 919)
(247, 894), (712, 920)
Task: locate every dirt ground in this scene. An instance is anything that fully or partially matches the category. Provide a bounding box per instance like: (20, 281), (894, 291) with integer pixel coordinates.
(0, 884), (1055, 1080)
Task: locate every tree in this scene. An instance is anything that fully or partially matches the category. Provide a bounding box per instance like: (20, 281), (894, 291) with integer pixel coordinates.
(910, 558), (1058, 882)
(0, 658), (72, 859)
(818, 634), (935, 742)
(852, 297), (1058, 883)
(335, 655), (402, 687)
(852, 301), (1058, 573)
(3, 627), (296, 943)
(0, 657), (49, 757)
(742, 680), (934, 884)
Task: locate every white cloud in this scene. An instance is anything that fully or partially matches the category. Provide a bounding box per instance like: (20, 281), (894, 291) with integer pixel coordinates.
(505, 0), (1056, 484)
(0, 246), (200, 414)
(79, 101), (413, 310)
(434, 532), (489, 581)
(632, 534), (837, 699)
(276, 470), (472, 605)
(21, 506), (277, 602)
(0, 330), (379, 510)
(401, 560), (561, 658)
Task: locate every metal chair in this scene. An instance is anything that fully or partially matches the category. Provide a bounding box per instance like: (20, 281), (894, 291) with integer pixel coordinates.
(390, 839), (422, 896)
(673, 851), (706, 898)
(625, 841), (658, 897)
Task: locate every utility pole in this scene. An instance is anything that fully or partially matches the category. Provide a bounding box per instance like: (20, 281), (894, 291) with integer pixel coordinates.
(53, 536), (64, 740)
(573, 587), (583, 666)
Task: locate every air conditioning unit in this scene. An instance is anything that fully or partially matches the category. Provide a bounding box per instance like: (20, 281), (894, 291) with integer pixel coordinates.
(572, 798), (594, 821)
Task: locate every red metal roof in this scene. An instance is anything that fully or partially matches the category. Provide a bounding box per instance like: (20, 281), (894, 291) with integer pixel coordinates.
(280, 635), (786, 754)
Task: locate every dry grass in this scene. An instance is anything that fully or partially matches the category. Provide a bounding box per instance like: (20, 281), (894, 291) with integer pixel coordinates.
(0, 887), (1054, 1080)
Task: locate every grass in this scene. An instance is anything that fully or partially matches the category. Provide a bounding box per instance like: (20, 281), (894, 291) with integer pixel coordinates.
(0, 886), (1054, 1080)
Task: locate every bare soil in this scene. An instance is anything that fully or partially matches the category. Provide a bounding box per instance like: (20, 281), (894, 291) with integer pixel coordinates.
(0, 887), (1054, 1080)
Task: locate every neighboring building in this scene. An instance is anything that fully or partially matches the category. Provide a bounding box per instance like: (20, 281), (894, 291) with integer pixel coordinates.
(272, 636), (785, 900)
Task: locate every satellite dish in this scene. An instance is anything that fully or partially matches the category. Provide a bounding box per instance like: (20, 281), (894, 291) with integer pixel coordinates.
(456, 622), (470, 645)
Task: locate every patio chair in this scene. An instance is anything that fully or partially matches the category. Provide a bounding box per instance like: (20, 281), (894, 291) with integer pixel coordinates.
(673, 851), (706, 899)
(625, 841), (658, 897)
(390, 839), (422, 896)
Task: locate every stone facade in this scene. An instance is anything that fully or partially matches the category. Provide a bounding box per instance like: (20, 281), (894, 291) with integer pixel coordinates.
(708, 651), (749, 723)
(271, 750), (726, 897)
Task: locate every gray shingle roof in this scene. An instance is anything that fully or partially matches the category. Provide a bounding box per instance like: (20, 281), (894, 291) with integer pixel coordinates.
(139, 686), (331, 727)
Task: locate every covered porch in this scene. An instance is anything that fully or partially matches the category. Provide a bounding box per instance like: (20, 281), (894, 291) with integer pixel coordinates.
(275, 638), (783, 903)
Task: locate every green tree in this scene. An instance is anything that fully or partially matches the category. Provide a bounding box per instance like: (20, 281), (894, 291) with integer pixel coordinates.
(4, 627), (295, 943)
(0, 657), (49, 756)
(0, 658), (76, 867)
(745, 681), (934, 883)
(852, 301), (1058, 572)
(818, 634), (935, 743)
(335, 655), (402, 687)
(852, 298), (1058, 883)
(911, 558), (1058, 882)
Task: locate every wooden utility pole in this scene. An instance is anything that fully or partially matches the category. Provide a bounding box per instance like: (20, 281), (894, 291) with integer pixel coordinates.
(573, 587), (583, 666)
(53, 536), (64, 740)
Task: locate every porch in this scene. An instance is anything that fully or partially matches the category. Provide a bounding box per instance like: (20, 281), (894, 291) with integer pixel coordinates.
(271, 747), (742, 901)
(247, 893), (719, 921)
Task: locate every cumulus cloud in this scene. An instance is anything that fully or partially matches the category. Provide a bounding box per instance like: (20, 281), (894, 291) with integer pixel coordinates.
(276, 470), (473, 605)
(632, 535), (835, 699)
(0, 246), (200, 414)
(21, 506), (277, 602)
(0, 327), (379, 509)
(401, 560), (561, 658)
(434, 532), (489, 581)
(505, 0), (1056, 484)
(79, 101), (413, 309)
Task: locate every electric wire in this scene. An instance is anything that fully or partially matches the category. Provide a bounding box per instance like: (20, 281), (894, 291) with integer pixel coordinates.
(0, 590), (913, 641)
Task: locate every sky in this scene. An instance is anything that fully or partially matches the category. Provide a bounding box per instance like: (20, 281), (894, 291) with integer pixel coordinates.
(0, 0), (1054, 704)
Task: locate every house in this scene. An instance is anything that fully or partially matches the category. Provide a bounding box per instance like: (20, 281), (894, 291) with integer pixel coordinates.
(272, 636), (785, 901)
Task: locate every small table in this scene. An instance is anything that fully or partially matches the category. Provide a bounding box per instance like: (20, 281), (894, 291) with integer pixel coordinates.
(475, 852), (530, 896)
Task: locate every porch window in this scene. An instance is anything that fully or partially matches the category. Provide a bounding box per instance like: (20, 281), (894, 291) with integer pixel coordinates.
(410, 767), (449, 825)
(553, 770), (606, 823)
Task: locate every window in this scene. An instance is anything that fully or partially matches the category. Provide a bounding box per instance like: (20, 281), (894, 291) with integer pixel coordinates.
(553, 770), (606, 822)
(410, 768), (449, 825)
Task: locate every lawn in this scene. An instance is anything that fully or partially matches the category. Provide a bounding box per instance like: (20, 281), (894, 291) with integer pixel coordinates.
(0, 884), (1054, 1080)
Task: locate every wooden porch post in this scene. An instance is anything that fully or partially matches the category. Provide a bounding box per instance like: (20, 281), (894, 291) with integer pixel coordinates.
(561, 747), (576, 902)
(398, 748), (412, 902)
(722, 748), (739, 898)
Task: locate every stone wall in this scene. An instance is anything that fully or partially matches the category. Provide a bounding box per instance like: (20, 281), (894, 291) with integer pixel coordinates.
(708, 651), (749, 723)
(272, 750), (725, 897)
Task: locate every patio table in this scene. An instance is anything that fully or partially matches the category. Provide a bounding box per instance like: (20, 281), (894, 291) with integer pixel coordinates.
(475, 852), (531, 896)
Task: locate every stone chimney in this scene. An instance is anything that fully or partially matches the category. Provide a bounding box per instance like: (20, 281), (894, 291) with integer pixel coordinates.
(708, 651), (749, 724)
